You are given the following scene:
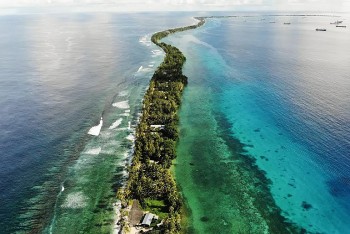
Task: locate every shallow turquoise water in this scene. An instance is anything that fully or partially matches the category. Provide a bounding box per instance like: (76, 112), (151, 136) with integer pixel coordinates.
(171, 14), (350, 233)
(2, 12), (350, 233)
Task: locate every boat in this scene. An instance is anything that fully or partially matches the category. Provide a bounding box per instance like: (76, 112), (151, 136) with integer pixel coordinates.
(330, 20), (343, 24)
(284, 22), (291, 25)
(336, 25), (346, 28)
(316, 28), (326, 31)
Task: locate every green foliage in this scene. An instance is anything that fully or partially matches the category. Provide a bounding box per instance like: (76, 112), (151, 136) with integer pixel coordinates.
(144, 199), (169, 219)
(123, 17), (205, 234)
(162, 213), (181, 234)
(163, 123), (179, 141)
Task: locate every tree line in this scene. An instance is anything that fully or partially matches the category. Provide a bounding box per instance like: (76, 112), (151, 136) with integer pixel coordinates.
(118, 17), (205, 234)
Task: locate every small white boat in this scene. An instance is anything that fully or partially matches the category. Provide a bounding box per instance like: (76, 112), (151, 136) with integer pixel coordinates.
(330, 20), (343, 25)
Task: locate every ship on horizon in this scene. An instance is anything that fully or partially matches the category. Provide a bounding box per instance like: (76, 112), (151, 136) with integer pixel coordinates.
(330, 20), (343, 24)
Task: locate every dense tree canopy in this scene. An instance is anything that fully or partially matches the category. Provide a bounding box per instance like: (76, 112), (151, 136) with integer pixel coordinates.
(122, 17), (205, 234)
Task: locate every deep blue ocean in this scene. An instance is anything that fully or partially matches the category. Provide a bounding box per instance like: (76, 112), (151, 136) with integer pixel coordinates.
(0, 12), (194, 233)
(1, 11), (350, 233)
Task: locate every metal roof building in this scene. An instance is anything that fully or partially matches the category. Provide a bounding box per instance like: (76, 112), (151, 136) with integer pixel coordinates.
(141, 213), (154, 226)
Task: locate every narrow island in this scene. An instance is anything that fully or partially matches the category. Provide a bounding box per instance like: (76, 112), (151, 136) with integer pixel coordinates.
(116, 17), (205, 233)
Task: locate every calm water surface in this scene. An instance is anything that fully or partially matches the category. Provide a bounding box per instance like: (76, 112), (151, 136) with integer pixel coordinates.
(169, 14), (350, 233)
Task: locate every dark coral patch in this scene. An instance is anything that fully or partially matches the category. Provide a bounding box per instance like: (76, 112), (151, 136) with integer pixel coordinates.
(301, 201), (312, 211)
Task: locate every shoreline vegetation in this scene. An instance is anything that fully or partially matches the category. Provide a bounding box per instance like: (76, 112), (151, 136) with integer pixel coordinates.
(116, 17), (205, 233)
(115, 14), (330, 233)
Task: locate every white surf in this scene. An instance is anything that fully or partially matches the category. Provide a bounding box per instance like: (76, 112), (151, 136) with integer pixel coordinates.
(88, 117), (103, 136)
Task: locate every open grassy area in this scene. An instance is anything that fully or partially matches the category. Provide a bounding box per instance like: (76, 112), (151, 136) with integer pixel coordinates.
(144, 199), (168, 220)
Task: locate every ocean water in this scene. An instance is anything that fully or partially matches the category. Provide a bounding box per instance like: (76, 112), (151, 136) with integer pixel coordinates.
(0, 12), (195, 233)
(169, 14), (350, 233)
(2, 11), (350, 234)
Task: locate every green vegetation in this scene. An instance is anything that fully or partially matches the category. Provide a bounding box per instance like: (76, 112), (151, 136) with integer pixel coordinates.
(144, 199), (168, 220)
(118, 17), (205, 233)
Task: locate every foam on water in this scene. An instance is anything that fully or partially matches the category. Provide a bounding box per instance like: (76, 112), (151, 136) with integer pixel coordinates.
(112, 101), (130, 109)
(99, 131), (113, 139)
(113, 201), (122, 234)
(118, 90), (129, 97)
(101, 140), (120, 149)
(109, 118), (123, 129)
(0, 12), (197, 233)
(139, 34), (151, 47)
(61, 192), (87, 209)
(122, 151), (130, 159)
(115, 127), (129, 131)
(151, 49), (163, 57)
(84, 147), (102, 155)
(136, 66), (153, 73)
(126, 134), (135, 141)
(88, 117), (103, 136)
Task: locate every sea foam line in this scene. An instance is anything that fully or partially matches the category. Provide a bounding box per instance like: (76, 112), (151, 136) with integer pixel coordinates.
(109, 118), (123, 129)
(112, 101), (130, 109)
(139, 35), (151, 46)
(84, 147), (102, 155)
(126, 134), (135, 141)
(61, 191), (87, 209)
(118, 90), (129, 97)
(88, 117), (103, 136)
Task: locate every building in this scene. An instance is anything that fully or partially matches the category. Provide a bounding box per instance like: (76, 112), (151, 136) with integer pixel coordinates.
(141, 213), (154, 227)
(150, 125), (165, 130)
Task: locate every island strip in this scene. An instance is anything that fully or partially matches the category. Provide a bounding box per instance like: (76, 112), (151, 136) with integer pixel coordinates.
(115, 17), (205, 234)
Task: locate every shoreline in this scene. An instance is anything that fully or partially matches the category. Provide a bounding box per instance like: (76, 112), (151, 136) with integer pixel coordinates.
(171, 15), (335, 233)
(114, 14), (334, 233)
(115, 17), (205, 233)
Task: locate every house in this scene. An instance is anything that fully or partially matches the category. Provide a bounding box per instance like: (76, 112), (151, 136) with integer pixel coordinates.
(141, 213), (154, 227)
(150, 125), (165, 130)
